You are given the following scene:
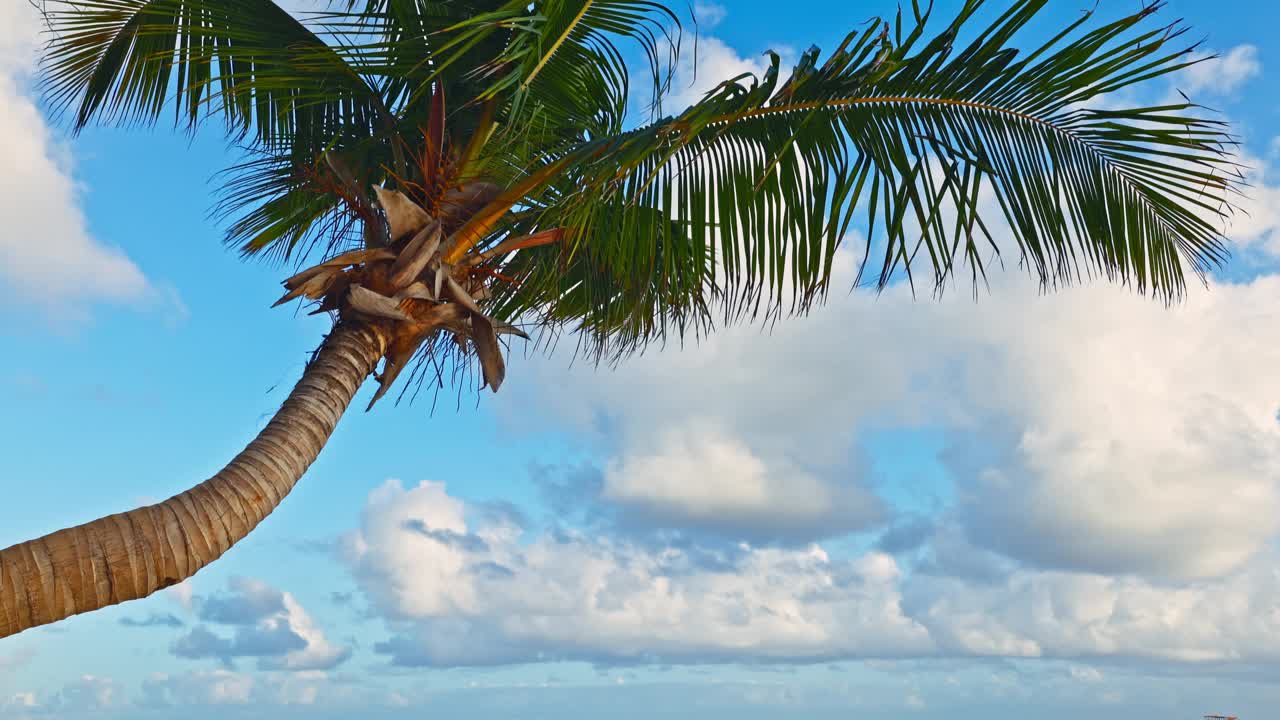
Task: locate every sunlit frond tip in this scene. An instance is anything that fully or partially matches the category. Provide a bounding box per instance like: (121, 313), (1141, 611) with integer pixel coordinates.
(505, 0), (1244, 361)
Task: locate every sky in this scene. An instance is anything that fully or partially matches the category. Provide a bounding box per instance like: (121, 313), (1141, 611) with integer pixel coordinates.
(3, 0), (1280, 717)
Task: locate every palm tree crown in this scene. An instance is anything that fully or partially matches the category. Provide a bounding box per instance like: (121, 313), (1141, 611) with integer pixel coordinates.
(38, 0), (1240, 400)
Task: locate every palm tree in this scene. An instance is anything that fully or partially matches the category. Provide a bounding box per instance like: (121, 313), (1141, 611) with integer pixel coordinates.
(0, 0), (1241, 639)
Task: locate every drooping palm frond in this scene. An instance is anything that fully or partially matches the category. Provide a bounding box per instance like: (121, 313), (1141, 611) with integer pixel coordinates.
(211, 150), (361, 261)
(38, 0), (397, 150)
(37, 0), (1244, 375)
(467, 0), (1241, 361)
(36, 0), (684, 263)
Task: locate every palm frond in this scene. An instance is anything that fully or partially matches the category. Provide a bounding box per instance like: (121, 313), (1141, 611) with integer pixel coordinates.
(481, 0), (1241, 361)
(212, 150), (360, 262)
(310, 0), (507, 119)
(428, 0), (681, 138)
(37, 0), (1245, 377)
(39, 0), (393, 150)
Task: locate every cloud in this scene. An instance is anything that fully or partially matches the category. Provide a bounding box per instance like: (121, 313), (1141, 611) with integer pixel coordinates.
(165, 580), (196, 612)
(141, 670), (254, 707)
(692, 2), (727, 28)
(345, 476), (1280, 666)
(172, 624), (308, 663)
(2, 691), (38, 710)
(171, 577), (351, 671)
(500, 256), (895, 543)
(874, 516), (935, 555)
(661, 29), (786, 111)
(342, 479), (1280, 673)
(196, 577), (290, 625)
(0, 2), (152, 315)
(929, 276), (1280, 580)
(912, 523), (1015, 586)
(601, 421), (883, 541)
(118, 613), (184, 629)
(343, 479), (931, 668)
(52, 671), (120, 712)
(904, 552), (1280, 664)
(1155, 47), (1280, 258)
(139, 669), (350, 708)
(507, 241), (1280, 580)
(1219, 148), (1280, 258)
(0, 647), (35, 673)
(1180, 45), (1261, 96)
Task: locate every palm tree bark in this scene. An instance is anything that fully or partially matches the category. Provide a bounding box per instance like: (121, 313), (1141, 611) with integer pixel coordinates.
(0, 321), (387, 639)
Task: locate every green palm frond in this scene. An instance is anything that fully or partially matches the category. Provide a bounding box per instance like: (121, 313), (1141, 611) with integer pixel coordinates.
(36, 0), (1245, 374)
(37, 0), (683, 261)
(428, 0), (681, 138)
(480, 0), (1241, 360)
(212, 150), (358, 261)
(38, 0), (394, 150)
(312, 0), (507, 120)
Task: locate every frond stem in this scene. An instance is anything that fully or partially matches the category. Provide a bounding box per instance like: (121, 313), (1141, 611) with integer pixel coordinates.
(520, 0), (595, 91)
(704, 96), (1057, 133)
(687, 94), (1233, 251)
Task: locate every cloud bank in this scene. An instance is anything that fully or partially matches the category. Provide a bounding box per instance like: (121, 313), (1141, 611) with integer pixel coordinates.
(343, 476), (1280, 670)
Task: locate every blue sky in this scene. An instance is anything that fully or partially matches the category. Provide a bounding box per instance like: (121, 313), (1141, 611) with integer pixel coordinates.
(4, 0), (1280, 717)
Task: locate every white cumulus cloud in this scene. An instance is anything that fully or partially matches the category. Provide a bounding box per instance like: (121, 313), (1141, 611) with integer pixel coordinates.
(906, 553), (1280, 664)
(0, 1), (152, 314)
(601, 419), (883, 541)
(341, 479), (1280, 672)
(343, 479), (931, 667)
(661, 31), (785, 111)
(1181, 45), (1262, 96)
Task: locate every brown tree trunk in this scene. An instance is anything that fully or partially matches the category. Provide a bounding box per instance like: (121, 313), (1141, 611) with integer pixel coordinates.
(0, 322), (387, 639)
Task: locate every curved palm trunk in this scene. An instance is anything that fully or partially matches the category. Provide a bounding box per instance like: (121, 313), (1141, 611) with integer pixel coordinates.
(0, 322), (387, 639)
